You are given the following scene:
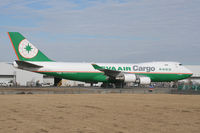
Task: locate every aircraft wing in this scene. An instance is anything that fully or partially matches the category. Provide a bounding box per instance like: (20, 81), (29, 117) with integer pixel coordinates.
(92, 64), (121, 78)
(15, 60), (43, 68)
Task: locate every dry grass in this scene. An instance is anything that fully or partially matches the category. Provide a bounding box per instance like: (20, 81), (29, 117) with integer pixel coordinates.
(0, 94), (199, 133)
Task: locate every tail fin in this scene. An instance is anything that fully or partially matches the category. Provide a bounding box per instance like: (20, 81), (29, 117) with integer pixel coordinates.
(8, 32), (52, 62)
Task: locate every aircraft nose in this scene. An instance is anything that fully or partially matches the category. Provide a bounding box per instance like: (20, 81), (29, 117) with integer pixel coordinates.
(185, 67), (193, 76)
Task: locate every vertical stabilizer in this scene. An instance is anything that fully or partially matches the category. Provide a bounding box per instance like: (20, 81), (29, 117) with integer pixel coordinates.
(8, 32), (52, 61)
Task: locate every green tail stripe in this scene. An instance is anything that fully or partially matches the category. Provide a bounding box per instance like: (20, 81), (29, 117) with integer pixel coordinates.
(8, 32), (53, 62)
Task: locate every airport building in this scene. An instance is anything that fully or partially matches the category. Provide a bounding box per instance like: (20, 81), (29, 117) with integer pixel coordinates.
(0, 62), (199, 87)
(0, 62), (54, 86)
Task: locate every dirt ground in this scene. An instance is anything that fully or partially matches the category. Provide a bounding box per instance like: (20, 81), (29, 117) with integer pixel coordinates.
(0, 94), (199, 133)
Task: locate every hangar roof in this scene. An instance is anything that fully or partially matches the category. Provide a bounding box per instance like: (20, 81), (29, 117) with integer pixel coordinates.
(0, 62), (15, 75)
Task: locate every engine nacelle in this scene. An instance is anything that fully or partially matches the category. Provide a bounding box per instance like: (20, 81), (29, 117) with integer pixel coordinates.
(115, 73), (151, 84)
(124, 74), (137, 82)
(138, 77), (151, 85)
(116, 74), (136, 82)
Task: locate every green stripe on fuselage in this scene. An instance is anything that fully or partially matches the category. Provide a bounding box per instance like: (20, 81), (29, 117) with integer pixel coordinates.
(39, 72), (192, 83)
(136, 73), (192, 82)
(40, 72), (108, 83)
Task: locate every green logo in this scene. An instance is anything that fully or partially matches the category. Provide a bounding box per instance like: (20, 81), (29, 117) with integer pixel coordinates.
(18, 39), (38, 59)
(24, 43), (33, 53)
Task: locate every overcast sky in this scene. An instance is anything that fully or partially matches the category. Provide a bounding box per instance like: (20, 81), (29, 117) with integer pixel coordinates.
(0, 0), (200, 64)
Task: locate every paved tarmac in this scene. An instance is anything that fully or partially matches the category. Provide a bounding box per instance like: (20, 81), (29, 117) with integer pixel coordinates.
(0, 87), (171, 95)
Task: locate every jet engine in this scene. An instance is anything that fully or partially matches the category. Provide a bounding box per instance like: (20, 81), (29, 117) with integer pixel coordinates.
(138, 77), (151, 85)
(115, 73), (151, 85)
(123, 74), (137, 82)
(115, 73), (136, 82)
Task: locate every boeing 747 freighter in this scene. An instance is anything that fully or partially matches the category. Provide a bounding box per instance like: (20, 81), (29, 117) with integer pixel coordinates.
(8, 32), (193, 87)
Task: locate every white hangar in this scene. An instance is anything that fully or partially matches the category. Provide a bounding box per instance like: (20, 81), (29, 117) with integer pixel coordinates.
(0, 62), (54, 86)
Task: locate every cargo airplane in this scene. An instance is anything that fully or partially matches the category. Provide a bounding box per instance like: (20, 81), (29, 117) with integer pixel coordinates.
(8, 32), (193, 87)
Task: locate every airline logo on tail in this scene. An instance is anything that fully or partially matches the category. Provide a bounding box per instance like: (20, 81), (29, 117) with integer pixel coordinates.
(8, 32), (52, 62)
(18, 39), (38, 59)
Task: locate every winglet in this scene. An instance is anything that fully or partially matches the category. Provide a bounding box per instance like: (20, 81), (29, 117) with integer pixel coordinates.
(92, 64), (104, 70)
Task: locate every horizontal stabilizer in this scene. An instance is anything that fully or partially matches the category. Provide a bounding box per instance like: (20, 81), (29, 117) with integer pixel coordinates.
(15, 60), (43, 68)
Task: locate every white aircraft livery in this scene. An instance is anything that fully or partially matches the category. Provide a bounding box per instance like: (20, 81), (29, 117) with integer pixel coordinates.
(8, 32), (193, 87)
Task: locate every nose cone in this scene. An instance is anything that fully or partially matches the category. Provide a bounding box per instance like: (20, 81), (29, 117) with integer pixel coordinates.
(185, 67), (193, 77)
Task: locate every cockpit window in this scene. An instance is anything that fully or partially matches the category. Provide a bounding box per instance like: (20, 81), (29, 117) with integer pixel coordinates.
(179, 64), (182, 66)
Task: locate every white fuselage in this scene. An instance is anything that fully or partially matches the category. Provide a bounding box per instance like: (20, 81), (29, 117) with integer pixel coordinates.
(23, 61), (192, 74)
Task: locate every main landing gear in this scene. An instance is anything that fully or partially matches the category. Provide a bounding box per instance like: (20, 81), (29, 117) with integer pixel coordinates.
(101, 82), (125, 88)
